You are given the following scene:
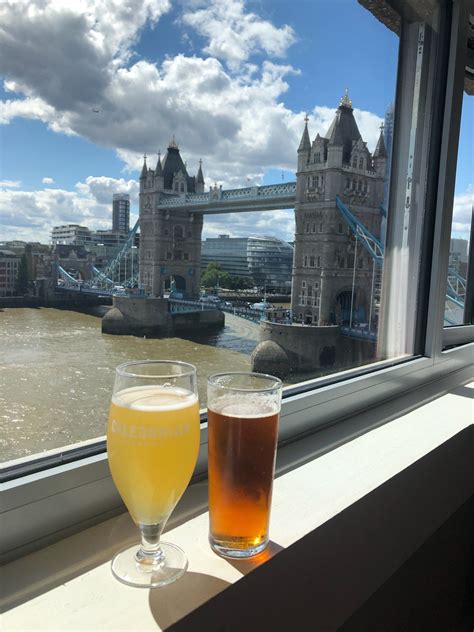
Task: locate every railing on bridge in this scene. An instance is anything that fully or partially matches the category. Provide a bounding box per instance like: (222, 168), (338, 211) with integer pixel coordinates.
(168, 298), (263, 323)
(157, 182), (297, 208)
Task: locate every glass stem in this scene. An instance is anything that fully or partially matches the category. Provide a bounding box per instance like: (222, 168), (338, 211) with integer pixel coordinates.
(136, 522), (165, 566)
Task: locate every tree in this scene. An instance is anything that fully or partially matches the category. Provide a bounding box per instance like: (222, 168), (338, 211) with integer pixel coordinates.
(228, 275), (254, 290)
(201, 262), (230, 288)
(201, 262), (255, 290)
(15, 254), (29, 295)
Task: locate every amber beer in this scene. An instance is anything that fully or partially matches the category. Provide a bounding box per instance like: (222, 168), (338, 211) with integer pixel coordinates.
(207, 373), (282, 558)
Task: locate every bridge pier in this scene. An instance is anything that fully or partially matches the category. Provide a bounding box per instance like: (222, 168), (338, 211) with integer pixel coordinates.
(251, 321), (377, 378)
(102, 296), (224, 337)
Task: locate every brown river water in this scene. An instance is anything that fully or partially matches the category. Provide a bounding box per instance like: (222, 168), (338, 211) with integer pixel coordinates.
(0, 308), (260, 463)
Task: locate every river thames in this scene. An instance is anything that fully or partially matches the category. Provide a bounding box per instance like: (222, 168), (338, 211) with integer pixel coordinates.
(0, 308), (260, 462)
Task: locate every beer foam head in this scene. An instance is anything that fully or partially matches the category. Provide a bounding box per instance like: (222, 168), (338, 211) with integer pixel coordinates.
(211, 393), (279, 418)
(113, 385), (198, 411)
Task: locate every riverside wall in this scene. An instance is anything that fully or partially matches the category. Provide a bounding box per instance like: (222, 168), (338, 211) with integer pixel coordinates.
(0, 294), (112, 311)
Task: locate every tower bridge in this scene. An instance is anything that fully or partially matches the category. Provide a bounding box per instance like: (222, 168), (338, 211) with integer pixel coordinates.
(56, 92), (465, 336)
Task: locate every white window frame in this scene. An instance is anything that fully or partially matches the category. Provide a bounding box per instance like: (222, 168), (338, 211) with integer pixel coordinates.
(1, 0), (473, 564)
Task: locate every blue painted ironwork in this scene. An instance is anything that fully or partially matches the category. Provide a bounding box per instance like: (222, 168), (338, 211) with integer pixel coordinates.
(92, 266), (112, 284)
(335, 196), (384, 265)
(168, 299), (262, 322)
(335, 196), (467, 335)
(57, 265), (80, 286)
(158, 182), (296, 208)
(99, 219), (140, 284)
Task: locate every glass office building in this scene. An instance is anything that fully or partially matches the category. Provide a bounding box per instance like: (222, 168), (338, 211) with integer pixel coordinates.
(202, 235), (294, 292)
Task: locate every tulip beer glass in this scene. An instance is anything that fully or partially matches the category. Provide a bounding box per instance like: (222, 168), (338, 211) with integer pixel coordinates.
(207, 372), (282, 558)
(107, 360), (200, 588)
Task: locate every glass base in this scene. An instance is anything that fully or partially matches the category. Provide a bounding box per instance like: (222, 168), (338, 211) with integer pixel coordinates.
(209, 537), (268, 559)
(111, 541), (188, 588)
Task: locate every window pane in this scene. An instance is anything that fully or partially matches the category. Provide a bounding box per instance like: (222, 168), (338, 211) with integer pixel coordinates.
(444, 92), (473, 327)
(0, 0), (446, 465)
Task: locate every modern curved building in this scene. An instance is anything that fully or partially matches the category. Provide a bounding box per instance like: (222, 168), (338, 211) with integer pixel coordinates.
(202, 234), (294, 292)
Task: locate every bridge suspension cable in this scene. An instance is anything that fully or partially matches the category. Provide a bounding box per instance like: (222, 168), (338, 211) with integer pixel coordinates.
(335, 195), (466, 329)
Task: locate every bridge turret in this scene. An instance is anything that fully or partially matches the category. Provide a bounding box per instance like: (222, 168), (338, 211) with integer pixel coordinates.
(140, 155), (148, 180)
(154, 152), (164, 191)
(196, 159), (205, 193)
(326, 91), (361, 168)
(297, 115), (311, 171)
(372, 125), (387, 176)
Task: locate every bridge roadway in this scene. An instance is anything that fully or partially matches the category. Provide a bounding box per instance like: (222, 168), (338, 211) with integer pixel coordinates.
(55, 288), (264, 323)
(156, 181), (296, 214)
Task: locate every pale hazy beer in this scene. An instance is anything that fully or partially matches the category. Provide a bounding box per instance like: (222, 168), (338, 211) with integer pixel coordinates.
(108, 384), (200, 526)
(107, 360), (199, 588)
(207, 373), (282, 558)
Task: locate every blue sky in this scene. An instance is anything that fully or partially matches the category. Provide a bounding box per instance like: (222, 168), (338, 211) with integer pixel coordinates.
(0, 0), (471, 243)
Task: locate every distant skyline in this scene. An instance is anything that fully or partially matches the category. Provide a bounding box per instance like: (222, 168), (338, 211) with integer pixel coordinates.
(0, 0), (472, 243)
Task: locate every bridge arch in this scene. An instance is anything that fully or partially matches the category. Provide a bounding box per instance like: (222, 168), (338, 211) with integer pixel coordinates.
(164, 275), (187, 296)
(335, 287), (367, 326)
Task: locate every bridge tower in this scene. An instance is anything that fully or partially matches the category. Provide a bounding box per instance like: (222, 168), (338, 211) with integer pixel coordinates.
(291, 92), (386, 326)
(138, 140), (204, 298)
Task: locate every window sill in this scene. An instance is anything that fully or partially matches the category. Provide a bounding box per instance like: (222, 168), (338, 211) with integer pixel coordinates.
(2, 380), (473, 630)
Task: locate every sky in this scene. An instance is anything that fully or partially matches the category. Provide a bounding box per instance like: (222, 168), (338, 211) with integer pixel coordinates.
(0, 0), (472, 244)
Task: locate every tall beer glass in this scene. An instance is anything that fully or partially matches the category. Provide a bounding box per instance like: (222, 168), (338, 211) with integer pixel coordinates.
(107, 360), (200, 588)
(207, 372), (282, 558)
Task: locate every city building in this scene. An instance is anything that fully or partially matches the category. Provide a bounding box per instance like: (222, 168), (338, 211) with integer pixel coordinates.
(202, 235), (294, 292)
(291, 92), (386, 325)
(51, 224), (129, 248)
(112, 194), (130, 234)
(450, 237), (469, 264)
(51, 224), (91, 246)
(139, 139), (205, 297)
(90, 230), (128, 249)
(0, 249), (21, 296)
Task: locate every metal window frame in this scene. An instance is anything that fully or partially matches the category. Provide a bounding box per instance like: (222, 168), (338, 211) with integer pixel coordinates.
(431, 0), (473, 350)
(1, 0), (473, 564)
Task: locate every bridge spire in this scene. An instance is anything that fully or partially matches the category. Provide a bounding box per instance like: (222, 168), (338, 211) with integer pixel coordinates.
(298, 113), (311, 153)
(155, 151), (163, 175)
(373, 125), (387, 158)
(140, 154), (148, 179)
(197, 158), (204, 184)
(340, 88), (352, 108)
(169, 135), (178, 149)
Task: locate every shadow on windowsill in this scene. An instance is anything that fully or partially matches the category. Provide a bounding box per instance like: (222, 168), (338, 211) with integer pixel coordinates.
(149, 571), (232, 630)
(1, 479), (210, 613)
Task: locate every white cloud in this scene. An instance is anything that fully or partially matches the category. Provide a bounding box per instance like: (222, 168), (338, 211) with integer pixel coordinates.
(0, 176), (139, 243)
(75, 176), (139, 205)
(42, 177), (55, 185)
(452, 185), (473, 234)
(0, 0), (171, 110)
(0, 180), (21, 188)
(181, 0), (296, 70)
(0, 0), (385, 242)
(0, 0), (309, 184)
